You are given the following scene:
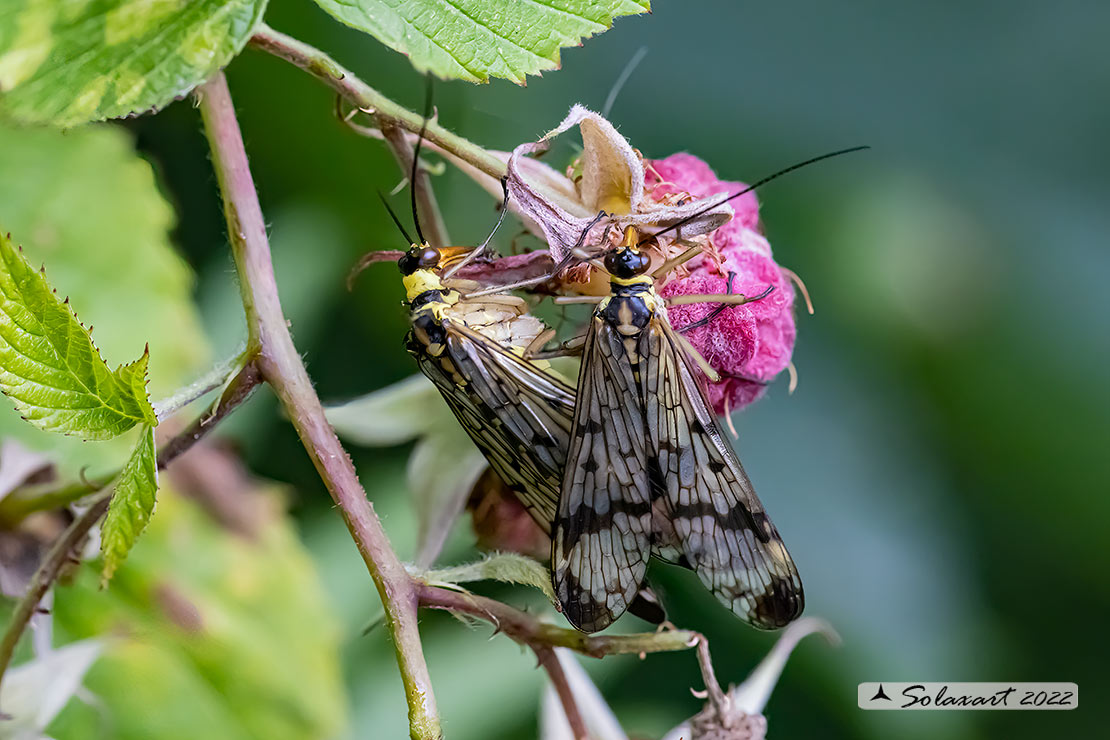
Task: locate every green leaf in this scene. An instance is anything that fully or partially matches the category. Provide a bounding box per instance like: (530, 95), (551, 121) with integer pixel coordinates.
(51, 488), (348, 739)
(0, 231), (157, 439)
(311, 0), (651, 84)
(0, 122), (209, 474)
(0, 0), (269, 126)
(422, 552), (556, 601)
(99, 424), (157, 584)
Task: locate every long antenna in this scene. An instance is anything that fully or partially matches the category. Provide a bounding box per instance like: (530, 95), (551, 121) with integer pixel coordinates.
(602, 46), (648, 118)
(378, 190), (415, 245)
(410, 75), (434, 245)
(640, 145), (870, 246)
(442, 178), (511, 279)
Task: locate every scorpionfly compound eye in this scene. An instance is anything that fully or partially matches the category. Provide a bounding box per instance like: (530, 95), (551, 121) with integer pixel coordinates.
(398, 244), (440, 275)
(417, 246), (440, 269)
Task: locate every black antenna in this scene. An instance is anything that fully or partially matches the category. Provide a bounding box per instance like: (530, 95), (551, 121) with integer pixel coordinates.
(378, 190), (415, 245)
(640, 145), (870, 246)
(442, 178), (511, 279)
(410, 75), (434, 245)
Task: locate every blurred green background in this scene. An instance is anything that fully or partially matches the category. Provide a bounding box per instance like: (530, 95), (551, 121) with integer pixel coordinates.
(4, 0), (1108, 738)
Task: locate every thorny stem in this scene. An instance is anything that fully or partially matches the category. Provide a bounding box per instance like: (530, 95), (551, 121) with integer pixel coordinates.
(196, 73), (440, 740)
(417, 584), (718, 737)
(0, 362), (262, 526)
(154, 362), (262, 467)
(249, 23), (505, 180)
(0, 476), (111, 527)
(0, 492), (111, 689)
(150, 345), (249, 421)
(0, 363), (263, 691)
(694, 635), (730, 716)
(251, 24), (592, 256)
(536, 647), (588, 740)
(417, 584), (700, 658)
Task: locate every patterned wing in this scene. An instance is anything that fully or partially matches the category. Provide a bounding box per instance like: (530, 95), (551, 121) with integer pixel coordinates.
(553, 316), (654, 633)
(451, 322), (575, 477)
(644, 318), (804, 629)
(411, 321), (575, 533)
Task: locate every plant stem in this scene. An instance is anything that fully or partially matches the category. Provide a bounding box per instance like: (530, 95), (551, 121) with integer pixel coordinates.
(536, 647), (588, 740)
(154, 361), (261, 467)
(150, 344), (249, 421)
(417, 584), (699, 658)
(694, 635), (729, 717)
(249, 23), (505, 180)
(250, 24), (593, 247)
(0, 492), (111, 689)
(0, 476), (112, 526)
(196, 72), (440, 740)
(0, 363), (263, 691)
(0, 362), (262, 526)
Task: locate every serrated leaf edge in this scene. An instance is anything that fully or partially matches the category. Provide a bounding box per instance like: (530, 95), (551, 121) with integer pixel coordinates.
(99, 424), (159, 586)
(315, 0), (651, 85)
(0, 233), (157, 439)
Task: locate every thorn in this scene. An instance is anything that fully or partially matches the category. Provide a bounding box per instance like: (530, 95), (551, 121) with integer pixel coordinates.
(786, 362), (798, 395)
(690, 688), (708, 699)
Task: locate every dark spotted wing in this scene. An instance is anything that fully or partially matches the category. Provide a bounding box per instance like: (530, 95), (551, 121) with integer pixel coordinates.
(646, 318), (803, 629)
(411, 320), (575, 533)
(553, 316), (654, 633)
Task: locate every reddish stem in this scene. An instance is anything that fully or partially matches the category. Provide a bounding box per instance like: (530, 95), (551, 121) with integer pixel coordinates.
(536, 647), (589, 740)
(197, 72), (440, 740)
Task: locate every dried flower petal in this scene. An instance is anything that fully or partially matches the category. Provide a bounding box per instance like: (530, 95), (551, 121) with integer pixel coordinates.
(506, 106), (734, 260)
(647, 153), (761, 231)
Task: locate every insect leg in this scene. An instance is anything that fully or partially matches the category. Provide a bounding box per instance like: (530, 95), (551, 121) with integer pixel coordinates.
(508, 228), (532, 255)
(525, 333), (586, 360)
(522, 328), (556, 358)
(676, 272), (737, 333)
(665, 283), (774, 307)
(460, 213), (608, 299)
(651, 242), (705, 279)
(443, 178), (511, 279)
(717, 370), (770, 385)
(553, 296), (606, 305)
(562, 211), (611, 270)
(671, 330), (720, 382)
